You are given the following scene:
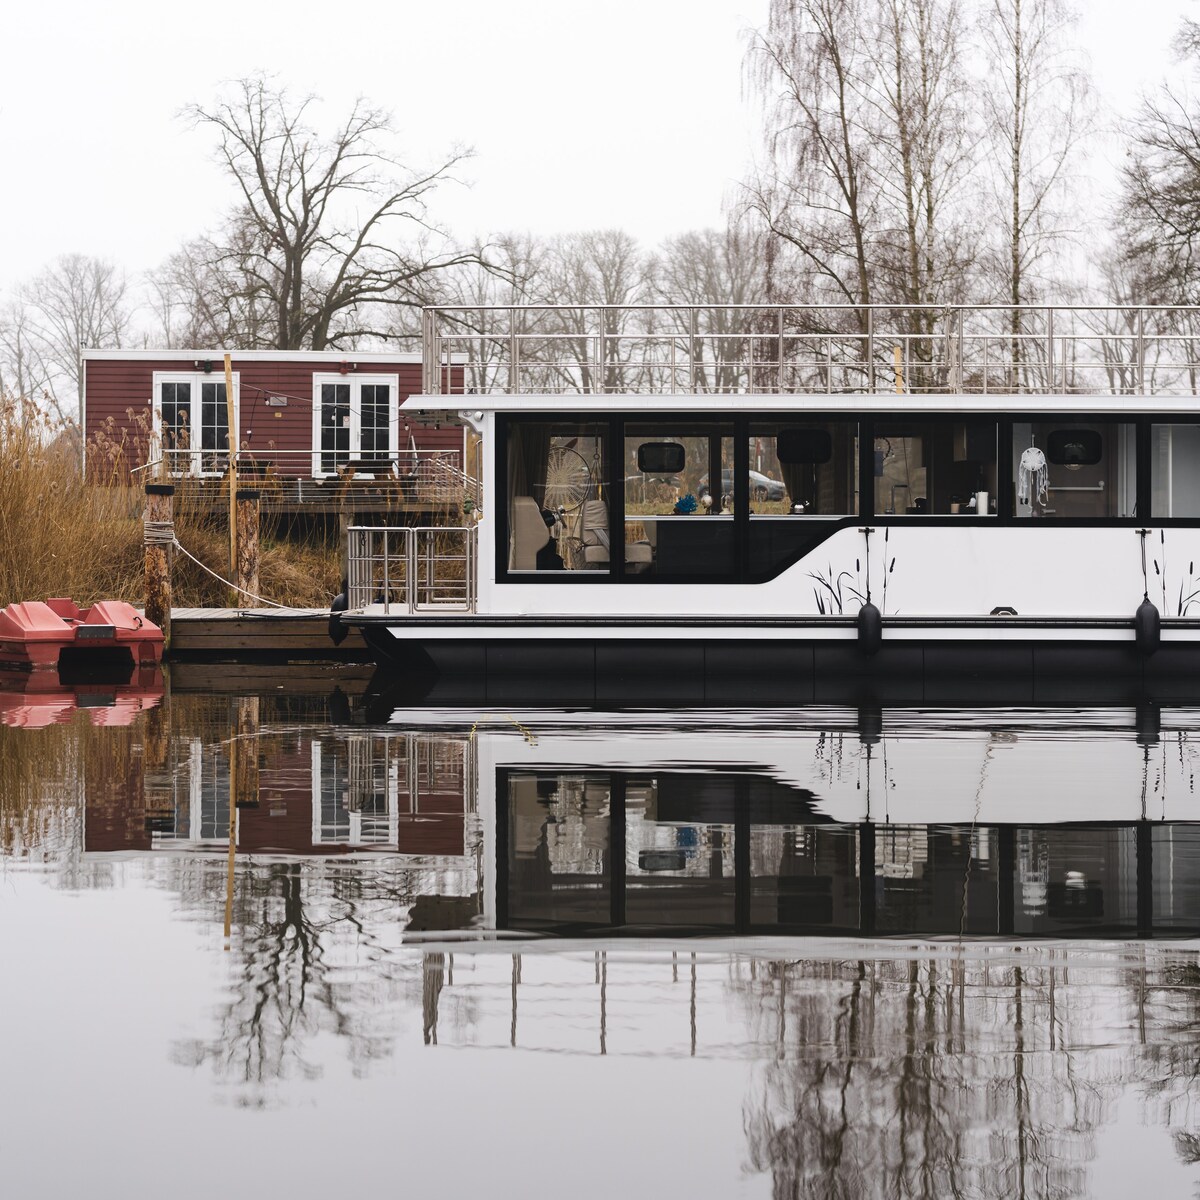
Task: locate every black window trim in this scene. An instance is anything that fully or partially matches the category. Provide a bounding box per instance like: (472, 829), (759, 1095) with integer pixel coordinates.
(495, 412), (1168, 586)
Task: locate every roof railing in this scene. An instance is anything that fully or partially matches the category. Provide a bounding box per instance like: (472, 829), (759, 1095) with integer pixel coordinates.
(420, 304), (1200, 397)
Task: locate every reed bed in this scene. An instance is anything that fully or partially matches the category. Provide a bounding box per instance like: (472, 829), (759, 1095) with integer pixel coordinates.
(0, 398), (340, 609)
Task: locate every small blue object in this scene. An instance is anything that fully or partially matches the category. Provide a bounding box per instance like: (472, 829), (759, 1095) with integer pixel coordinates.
(674, 493), (698, 515)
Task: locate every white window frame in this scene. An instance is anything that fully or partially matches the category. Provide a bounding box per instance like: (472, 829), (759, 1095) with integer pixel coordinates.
(151, 371), (241, 478)
(311, 373), (401, 479)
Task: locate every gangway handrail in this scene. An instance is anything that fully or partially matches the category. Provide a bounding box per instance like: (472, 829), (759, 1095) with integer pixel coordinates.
(347, 524), (477, 614)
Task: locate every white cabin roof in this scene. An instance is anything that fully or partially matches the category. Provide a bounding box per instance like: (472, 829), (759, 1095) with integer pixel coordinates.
(403, 392), (1200, 416)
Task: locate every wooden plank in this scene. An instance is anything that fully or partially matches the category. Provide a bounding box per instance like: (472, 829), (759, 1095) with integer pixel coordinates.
(169, 605), (369, 659)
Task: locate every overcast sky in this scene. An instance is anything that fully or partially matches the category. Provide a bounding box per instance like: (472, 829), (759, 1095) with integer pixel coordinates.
(0, 0), (1195, 297)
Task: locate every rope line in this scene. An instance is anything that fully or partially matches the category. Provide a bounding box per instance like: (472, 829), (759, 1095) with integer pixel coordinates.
(170, 540), (291, 609)
(142, 517), (293, 610)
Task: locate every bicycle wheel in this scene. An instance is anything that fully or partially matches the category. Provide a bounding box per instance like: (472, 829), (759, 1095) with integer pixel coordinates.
(540, 445), (593, 514)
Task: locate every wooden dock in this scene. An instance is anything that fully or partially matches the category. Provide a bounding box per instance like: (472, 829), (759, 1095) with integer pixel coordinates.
(169, 607), (371, 661)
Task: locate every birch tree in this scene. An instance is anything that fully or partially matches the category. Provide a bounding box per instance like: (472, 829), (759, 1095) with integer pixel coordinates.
(979, 0), (1090, 328)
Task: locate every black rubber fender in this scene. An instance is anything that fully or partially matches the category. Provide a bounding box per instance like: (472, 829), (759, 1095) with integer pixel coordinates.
(328, 591), (349, 646)
(1136, 598), (1160, 657)
(857, 601), (882, 656)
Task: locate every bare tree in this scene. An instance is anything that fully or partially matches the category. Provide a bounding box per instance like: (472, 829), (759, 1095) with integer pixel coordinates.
(655, 224), (770, 391)
(1120, 19), (1200, 303)
(423, 233), (552, 390)
(745, 0), (979, 395)
(19, 254), (129, 426)
(866, 0), (977, 315)
(170, 76), (481, 351)
(979, 0), (1090, 322)
(149, 225), (276, 349)
(539, 230), (654, 392)
(0, 300), (56, 412)
(747, 0), (881, 329)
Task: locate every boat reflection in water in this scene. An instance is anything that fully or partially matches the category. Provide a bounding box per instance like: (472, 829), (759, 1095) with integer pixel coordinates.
(8, 689), (1200, 1196)
(71, 700), (1200, 939)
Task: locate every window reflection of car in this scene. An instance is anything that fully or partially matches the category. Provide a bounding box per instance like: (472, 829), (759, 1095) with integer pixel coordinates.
(698, 470), (787, 502)
(625, 473), (680, 504)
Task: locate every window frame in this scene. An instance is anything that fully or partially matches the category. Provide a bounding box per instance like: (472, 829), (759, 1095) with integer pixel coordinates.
(151, 370), (241, 478)
(310, 372), (401, 479)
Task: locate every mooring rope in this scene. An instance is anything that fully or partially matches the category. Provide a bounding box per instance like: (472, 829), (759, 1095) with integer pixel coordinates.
(142, 518), (176, 547)
(142, 516), (294, 610)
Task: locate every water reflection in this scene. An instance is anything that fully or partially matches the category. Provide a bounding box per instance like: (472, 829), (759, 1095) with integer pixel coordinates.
(7, 687), (1200, 939)
(6, 678), (1200, 1193)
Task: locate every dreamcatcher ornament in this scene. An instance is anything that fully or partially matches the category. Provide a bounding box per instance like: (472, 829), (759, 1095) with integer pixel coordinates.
(1018, 445), (1048, 506)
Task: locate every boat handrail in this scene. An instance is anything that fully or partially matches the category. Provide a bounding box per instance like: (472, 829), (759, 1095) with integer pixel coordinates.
(419, 302), (1200, 398)
(347, 525), (477, 614)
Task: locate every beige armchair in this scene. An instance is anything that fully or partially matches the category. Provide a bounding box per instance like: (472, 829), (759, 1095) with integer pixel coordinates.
(583, 500), (653, 572)
(510, 496), (550, 569)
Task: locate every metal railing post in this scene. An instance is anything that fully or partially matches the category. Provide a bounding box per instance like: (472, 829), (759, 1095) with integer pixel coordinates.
(1137, 309), (1146, 395)
(407, 528), (417, 614)
(422, 308), (435, 394)
(382, 529), (391, 615)
(509, 309), (520, 395)
(1047, 308), (1054, 394)
(778, 307), (785, 393)
(689, 308), (698, 393)
(958, 307), (965, 393)
(867, 307), (875, 393)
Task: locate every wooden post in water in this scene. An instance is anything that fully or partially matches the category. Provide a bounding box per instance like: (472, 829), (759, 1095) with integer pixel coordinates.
(235, 696), (260, 807)
(143, 483), (174, 642)
(235, 489), (261, 604)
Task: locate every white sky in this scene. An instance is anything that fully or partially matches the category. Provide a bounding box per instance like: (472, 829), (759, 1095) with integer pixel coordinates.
(0, 0), (1195, 298)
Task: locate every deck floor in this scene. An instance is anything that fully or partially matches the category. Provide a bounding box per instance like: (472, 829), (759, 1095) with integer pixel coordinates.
(169, 607), (370, 661)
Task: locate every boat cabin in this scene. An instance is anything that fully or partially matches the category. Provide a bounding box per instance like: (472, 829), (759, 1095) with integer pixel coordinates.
(341, 304), (1200, 698)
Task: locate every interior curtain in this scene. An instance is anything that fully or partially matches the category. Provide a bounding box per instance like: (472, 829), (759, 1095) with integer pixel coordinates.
(523, 426), (551, 500)
(780, 460), (806, 508)
(507, 423), (553, 531)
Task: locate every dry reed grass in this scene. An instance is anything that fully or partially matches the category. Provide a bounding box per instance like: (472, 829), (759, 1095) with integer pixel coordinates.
(0, 397), (340, 609)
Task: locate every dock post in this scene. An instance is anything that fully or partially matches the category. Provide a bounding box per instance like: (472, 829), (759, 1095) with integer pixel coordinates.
(144, 483), (174, 643)
(235, 489), (261, 604)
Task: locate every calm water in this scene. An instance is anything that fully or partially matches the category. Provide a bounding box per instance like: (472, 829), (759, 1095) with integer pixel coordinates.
(4, 665), (1200, 1197)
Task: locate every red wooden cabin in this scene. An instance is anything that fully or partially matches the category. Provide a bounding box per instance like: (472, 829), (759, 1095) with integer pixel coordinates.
(82, 349), (469, 513)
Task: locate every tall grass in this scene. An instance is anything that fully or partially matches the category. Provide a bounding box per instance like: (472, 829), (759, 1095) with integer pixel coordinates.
(0, 397), (340, 609)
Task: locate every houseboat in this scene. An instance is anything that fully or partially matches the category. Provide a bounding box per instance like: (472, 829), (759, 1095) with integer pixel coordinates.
(338, 303), (1200, 703)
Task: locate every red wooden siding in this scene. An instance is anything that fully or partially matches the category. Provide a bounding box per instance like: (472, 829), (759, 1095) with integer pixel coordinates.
(84, 356), (463, 478)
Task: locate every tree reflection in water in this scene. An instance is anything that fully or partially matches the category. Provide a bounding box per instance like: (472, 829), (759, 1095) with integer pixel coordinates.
(735, 950), (1200, 1199)
(170, 857), (480, 1101)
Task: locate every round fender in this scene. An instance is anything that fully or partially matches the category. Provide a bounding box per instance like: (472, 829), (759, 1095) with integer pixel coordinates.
(857, 601), (882, 656)
(1135, 598), (1160, 657)
(328, 591), (349, 646)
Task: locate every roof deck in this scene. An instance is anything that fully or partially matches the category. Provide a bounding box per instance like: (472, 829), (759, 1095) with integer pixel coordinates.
(419, 303), (1200, 398)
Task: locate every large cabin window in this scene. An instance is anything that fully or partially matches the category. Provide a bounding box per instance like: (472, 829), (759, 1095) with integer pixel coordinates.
(873, 420), (997, 515)
(624, 423), (734, 578)
(506, 419), (609, 572)
(747, 421), (858, 577)
(1011, 422), (1136, 518)
(1152, 425), (1200, 517)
